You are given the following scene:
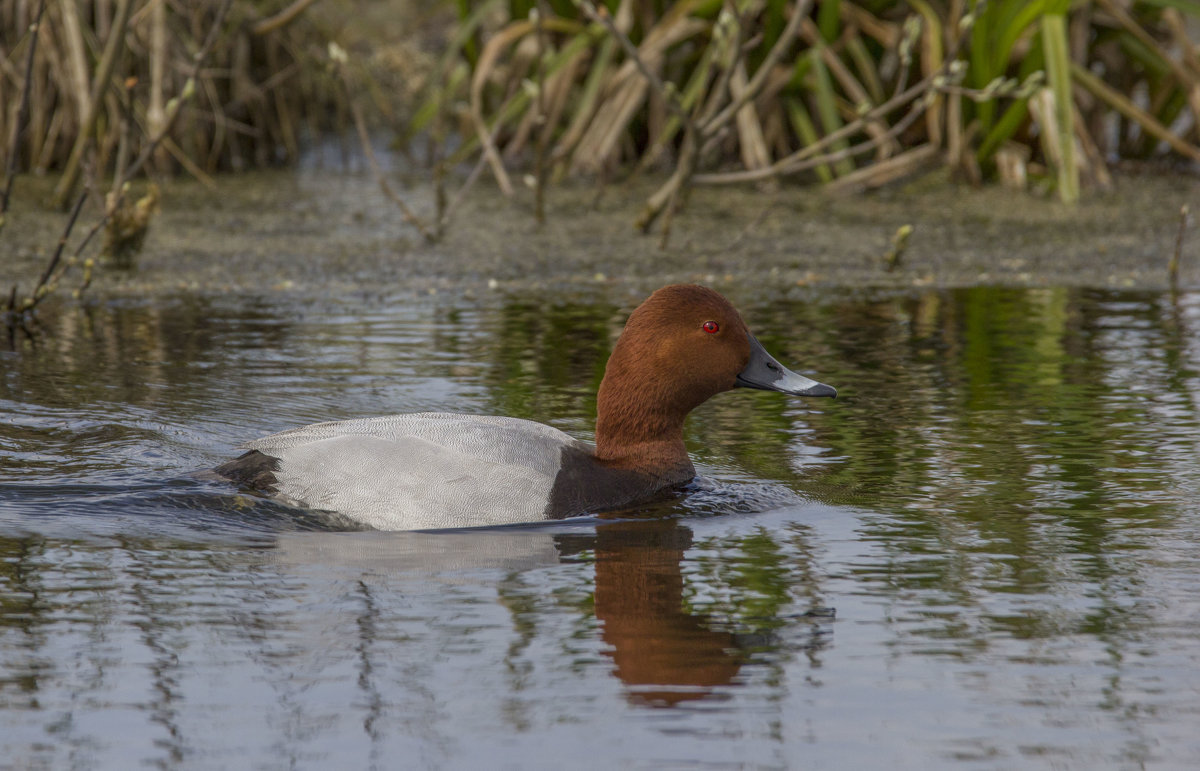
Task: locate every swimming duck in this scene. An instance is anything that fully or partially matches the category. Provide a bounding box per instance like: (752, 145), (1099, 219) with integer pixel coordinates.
(216, 284), (835, 529)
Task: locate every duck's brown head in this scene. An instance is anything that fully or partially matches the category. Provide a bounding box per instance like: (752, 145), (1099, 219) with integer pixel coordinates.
(594, 285), (835, 472)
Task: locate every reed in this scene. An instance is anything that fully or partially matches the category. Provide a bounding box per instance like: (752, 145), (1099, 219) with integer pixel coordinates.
(416, 0), (1200, 217)
(0, 0), (345, 202)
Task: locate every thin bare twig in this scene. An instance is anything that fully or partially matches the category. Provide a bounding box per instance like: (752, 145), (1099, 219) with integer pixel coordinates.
(441, 154), (489, 231)
(342, 69), (437, 242)
(32, 191), (88, 302)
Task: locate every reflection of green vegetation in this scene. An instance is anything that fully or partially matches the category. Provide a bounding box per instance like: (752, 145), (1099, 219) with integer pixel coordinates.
(757, 286), (1197, 646)
(688, 527), (793, 636)
(478, 300), (617, 430)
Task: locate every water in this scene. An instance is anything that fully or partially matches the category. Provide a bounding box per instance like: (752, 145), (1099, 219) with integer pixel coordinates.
(3, 287), (1200, 769)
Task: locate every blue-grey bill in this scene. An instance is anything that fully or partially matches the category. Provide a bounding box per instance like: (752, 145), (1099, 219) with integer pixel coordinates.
(736, 334), (837, 398)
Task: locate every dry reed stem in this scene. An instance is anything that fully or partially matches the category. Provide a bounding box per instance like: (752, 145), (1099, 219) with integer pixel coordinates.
(50, 0), (134, 210)
(471, 21), (531, 194)
(31, 190), (88, 301)
(577, 0), (710, 224)
(915, 4), (943, 147)
(692, 67), (935, 184)
(841, 2), (899, 47)
(824, 143), (938, 195)
(730, 61), (770, 172)
(572, 3), (704, 173)
(159, 136), (216, 189)
(552, 36), (616, 167)
(1, 0), (46, 231)
(638, 0), (814, 231)
(534, 2), (549, 225)
(58, 0), (91, 119)
(1071, 63), (1200, 162)
(251, 0), (324, 37)
(693, 4), (740, 128)
(1097, 0), (1200, 132)
(1071, 101), (1112, 189)
(1163, 10), (1200, 81)
(147, 0), (167, 168)
(113, 0), (234, 191)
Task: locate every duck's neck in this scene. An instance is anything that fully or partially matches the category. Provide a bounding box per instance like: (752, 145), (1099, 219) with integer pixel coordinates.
(594, 367), (695, 481)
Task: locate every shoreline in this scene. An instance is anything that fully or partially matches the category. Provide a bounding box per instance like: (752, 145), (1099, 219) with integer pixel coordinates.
(4, 167), (1199, 304)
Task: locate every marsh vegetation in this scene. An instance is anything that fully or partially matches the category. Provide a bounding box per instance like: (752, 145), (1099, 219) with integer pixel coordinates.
(4, 1), (1200, 322)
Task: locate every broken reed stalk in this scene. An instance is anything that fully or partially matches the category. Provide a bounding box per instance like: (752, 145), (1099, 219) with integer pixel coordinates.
(0, 0), (47, 234)
(883, 224), (914, 271)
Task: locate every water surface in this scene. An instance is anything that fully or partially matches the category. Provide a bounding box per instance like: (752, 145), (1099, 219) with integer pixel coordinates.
(3, 287), (1199, 769)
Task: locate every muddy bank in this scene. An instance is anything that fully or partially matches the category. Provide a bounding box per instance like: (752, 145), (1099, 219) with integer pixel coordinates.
(4, 168), (1199, 306)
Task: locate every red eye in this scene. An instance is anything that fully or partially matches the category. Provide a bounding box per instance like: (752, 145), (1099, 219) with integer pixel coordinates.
(702, 320), (719, 334)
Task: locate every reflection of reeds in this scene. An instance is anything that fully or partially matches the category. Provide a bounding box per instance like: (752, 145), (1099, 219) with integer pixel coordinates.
(421, 0), (1200, 218)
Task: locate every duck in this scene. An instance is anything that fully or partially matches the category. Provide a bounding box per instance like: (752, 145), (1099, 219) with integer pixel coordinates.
(215, 284), (836, 530)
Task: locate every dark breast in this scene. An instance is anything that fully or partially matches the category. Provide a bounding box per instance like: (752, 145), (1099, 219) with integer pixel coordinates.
(543, 444), (693, 519)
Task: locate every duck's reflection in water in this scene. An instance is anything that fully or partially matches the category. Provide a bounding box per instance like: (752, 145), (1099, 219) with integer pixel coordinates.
(592, 519), (741, 707)
(271, 516), (760, 710)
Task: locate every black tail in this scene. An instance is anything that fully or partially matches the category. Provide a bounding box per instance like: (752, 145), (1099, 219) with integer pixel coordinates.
(213, 450), (281, 491)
